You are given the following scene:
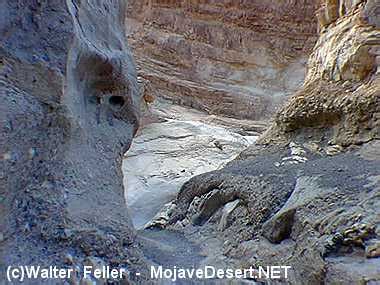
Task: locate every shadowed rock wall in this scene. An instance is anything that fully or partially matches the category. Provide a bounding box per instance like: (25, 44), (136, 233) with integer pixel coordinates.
(0, 0), (146, 282)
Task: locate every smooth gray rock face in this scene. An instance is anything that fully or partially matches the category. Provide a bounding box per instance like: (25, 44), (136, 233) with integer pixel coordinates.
(0, 0), (146, 282)
(123, 99), (261, 229)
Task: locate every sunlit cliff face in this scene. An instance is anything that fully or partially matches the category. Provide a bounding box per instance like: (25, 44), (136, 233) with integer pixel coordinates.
(126, 0), (318, 120)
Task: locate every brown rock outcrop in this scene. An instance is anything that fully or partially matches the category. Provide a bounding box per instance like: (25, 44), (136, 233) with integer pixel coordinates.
(126, 0), (318, 120)
(262, 0), (380, 146)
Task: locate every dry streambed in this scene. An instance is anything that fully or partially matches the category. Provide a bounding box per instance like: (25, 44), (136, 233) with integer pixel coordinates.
(123, 100), (266, 228)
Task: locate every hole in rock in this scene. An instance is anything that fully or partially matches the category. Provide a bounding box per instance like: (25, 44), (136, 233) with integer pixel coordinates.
(109, 95), (125, 108)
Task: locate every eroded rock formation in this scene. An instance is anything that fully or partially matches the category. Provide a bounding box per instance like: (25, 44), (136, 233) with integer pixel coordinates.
(1, 0), (379, 283)
(155, 1), (380, 283)
(262, 0), (380, 146)
(0, 0), (146, 282)
(126, 0), (318, 120)
(123, 99), (265, 229)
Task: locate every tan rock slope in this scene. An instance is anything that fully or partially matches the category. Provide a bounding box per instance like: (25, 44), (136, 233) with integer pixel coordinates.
(126, 0), (318, 119)
(262, 0), (379, 146)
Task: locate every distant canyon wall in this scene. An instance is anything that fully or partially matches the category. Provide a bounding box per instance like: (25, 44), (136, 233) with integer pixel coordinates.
(126, 0), (318, 120)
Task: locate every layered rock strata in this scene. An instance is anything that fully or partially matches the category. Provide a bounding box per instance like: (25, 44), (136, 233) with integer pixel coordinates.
(262, 0), (380, 146)
(126, 0), (318, 120)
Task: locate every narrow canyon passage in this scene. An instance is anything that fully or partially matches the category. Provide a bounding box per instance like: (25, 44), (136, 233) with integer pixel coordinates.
(122, 99), (266, 229)
(1, 0), (379, 284)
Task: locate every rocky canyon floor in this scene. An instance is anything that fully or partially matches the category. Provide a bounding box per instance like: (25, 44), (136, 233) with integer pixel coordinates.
(123, 98), (380, 284)
(123, 99), (267, 229)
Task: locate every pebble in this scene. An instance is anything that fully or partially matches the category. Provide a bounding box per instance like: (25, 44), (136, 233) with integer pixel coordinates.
(365, 241), (380, 258)
(304, 142), (321, 153)
(290, 143), (306, 156)
(326, 145), (343, 156)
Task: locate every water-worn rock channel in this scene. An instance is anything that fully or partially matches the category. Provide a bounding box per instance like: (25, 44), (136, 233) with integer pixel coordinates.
(123, 100), (266, 229)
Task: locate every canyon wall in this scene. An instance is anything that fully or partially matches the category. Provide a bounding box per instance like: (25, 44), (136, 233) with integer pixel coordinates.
(0, 0), (146, 282)
(126, 0), (318, 120)
(262, 0), (379, 146)
(157, 1), (380, 283)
